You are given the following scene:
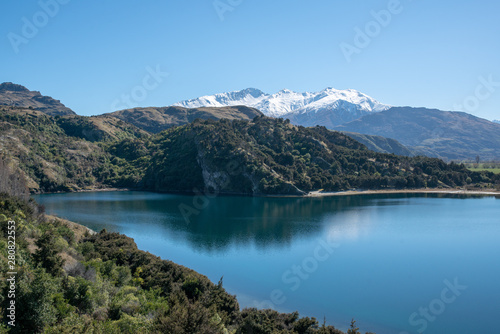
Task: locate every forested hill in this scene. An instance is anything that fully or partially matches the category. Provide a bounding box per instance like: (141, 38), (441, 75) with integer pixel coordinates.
(143, 116), (498, 195)
(0, 106), (150, 193)
(0, 106), (499, 195)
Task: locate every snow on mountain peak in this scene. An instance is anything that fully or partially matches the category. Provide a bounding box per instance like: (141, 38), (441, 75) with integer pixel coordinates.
(173, 87), (390, 118)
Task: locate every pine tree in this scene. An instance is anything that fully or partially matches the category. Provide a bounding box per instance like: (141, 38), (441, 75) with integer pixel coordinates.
(347, 319), (360, 334)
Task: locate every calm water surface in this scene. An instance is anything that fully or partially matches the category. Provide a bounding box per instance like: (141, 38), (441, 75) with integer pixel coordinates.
(34, 191), (500, 334)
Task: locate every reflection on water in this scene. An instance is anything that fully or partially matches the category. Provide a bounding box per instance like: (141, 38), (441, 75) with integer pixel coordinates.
(35, 192), (491, 253)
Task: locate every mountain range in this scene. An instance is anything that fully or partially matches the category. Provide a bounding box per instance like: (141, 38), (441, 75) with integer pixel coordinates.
(174, 87), (390, 127)
(3, 103), (494, 195)
(2, 85), (497, 334)
(2, 83), (499, 161)
(176, 88), (500, 161)
(334, 107), (500, 161)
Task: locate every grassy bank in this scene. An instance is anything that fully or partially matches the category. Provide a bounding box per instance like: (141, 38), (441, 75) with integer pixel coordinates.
(464, 162), (500, 174)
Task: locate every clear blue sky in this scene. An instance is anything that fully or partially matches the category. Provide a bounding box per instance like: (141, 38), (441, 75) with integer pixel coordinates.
(1, 0), (499, 120)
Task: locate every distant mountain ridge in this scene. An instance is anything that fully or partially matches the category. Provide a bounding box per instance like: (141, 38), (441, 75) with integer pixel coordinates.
(174, 87), (390, 127)
(335, 107), (500, 161)
(4, 82), (499, 161)
(174, 87), (500, 161)
(340, 132), (416, 157)
(0, 82), (75, 116)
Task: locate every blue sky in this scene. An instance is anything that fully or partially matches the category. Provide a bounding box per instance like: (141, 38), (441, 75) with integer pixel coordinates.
(1, 0), (499, 120)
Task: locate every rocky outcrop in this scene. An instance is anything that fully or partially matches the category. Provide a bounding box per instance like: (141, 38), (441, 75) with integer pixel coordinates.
(0, 82), (76, 116)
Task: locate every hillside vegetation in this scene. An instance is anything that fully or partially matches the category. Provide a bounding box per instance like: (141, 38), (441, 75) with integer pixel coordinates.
(0, 155), (365, 333)
(1, 107), (499, 195)
(144, 116), (499, 195)
(0, 106), (149, 193)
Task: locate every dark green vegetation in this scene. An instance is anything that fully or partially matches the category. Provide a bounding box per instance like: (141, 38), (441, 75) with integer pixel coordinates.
(1, 157), (368, 333)
(1, 106), (499, 195)
(334, 107), (500, 161)
(144, 116), (500, 195)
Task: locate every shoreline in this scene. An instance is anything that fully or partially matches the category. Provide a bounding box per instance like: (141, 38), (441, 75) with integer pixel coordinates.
(35, 187), (500, 198)
(33, 187), (134, 195)
(306, 188), (500, 197)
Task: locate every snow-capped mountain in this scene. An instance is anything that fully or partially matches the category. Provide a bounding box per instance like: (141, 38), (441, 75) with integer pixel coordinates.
(174, 87), (390, 127)
(494, 120), (500, 124)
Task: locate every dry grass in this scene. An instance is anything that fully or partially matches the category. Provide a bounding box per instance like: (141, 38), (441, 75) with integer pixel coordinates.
(46, 214), (96, 242)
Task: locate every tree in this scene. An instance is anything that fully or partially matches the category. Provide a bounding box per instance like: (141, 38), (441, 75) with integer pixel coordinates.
(347, 319), (360, 334)
(33, 230), (65, 276)
(15, 269), (59, 333)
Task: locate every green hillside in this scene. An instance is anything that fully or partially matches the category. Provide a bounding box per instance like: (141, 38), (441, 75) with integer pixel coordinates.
(0, 106), (146, 193)
(144, 116), (499, 195)
(1, 107), (499, 195)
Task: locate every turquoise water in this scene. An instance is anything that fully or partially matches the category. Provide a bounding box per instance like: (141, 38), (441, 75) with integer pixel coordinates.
(34, 191), (500, 334)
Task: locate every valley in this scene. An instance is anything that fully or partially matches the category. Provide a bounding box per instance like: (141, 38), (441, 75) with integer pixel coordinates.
(2, 2), (500, 333)
(1, 82), (499, 334)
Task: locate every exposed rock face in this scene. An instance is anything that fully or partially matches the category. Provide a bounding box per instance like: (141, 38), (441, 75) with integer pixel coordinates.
(197, 150), (232, 192)
(195, 138), (306, 196)
(0, 82), (29, 92)
(0, 82), (76, 116)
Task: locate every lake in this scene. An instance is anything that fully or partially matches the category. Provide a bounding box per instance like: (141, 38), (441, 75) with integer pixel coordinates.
(34, 191), (500, 334)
